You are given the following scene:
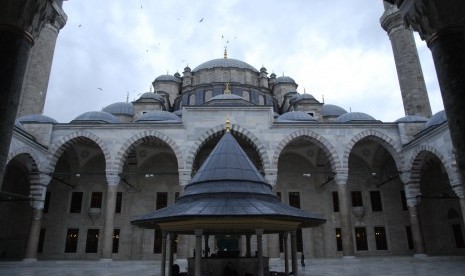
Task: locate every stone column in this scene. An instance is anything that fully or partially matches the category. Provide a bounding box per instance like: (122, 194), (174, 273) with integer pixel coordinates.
(101, 172), (120, 260)
(283, 232), (289, 276)
(290, 231), (298, 276)
(23, 205), (43, 261)
(405, 179), (427, 256)
(176, 169), (192, 258)
(267, 234), (280, 258)
(246, 234), (252, 257)
(451, 181), (465, 234)
(393, 0), (465, 185)
(161, 232), (168, 276)
(23, 173), (50, 261)
(168, 233), (175, 276)
(256, 229), (264, 276)
(380, 2), (432, 118)
(194, 229), (203, 276)
(0, 0), (54, 185)
(17, 6), (67, 117)
(335, 170), (355, 257)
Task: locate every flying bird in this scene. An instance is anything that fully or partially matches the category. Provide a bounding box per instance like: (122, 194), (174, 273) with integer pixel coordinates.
(78, 24), (82, 27)
(97, 88), (103, 91)
(199, 18), (204, 22)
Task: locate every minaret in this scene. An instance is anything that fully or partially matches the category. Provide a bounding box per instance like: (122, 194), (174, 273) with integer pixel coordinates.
(380, 1), (432, 118)
(16, 1), (67, 117)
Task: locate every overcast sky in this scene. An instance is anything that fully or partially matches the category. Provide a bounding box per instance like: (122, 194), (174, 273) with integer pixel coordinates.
(45, 0), (443, 123)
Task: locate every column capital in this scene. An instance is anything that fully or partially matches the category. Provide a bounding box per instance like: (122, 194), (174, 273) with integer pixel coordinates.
(452, 184), (465, 199)
(264, 169), (278, 186)
(395, 0), (465, 45)
(194, 229), (203, 236)
(255, 229), (264, 235)
(0, 0), (57, 44)
(106, 170), (120, 186)
(333, 169), (348, 185)
(178, 169), (192, 186)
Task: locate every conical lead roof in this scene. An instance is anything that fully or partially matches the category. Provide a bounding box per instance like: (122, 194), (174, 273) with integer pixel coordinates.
(131, 131), (325, 232)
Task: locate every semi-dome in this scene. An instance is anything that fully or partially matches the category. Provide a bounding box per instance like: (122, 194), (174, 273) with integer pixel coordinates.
(193, 58), (258, 72)
(336, 112), (377, 123)
(71, 111), (120, 124)
(134, 111), (181, 123)
(154, 74), (181, 82)
(321, 104), (348, 117)
(276, 111), (317, 122)
(17, 114), (58, 124)
(102, 102), (134, 116)
(395, 114), (429, 123)
(424, 110), (447, 129)
(275, 76), (296, 84)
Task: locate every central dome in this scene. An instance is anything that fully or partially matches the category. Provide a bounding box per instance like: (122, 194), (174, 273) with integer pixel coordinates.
(193, 58), (258, 72)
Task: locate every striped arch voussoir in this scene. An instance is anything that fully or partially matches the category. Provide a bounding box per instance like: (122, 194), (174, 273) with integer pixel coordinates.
(114, 130), (184, 173)
(342, 129), (403, 170)
(46, 130), (111, 174)
(184, 124), (270, 173)
(271, 129), (340, 172)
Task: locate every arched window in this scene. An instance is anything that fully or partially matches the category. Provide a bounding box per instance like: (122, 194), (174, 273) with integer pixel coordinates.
(205, 90), (213, 101)
(242, 91), (250, 101)
(189, 94), (196, 106)
(258, 95), (265, 105)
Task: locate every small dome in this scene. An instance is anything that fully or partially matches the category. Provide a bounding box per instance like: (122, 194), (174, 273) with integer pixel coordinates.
(270, 73), (277, 78)
(276, 111), (317, 122)
(395, 115), (429, 123)
(71, 111), (120, 124)
(154, 74), (181, 82)
(193, 58), (258, 72)
(275, 76), (296, 84)
(424, 110), (447, 129)
(321, 104), (348, 117)
(290, 93), (317, 104)
(336, 112), (377, 123)
(134, 111), (181, 123)
(138, 92), (165, 102)
(17, 114), (58, 124)
(102, 102), (134, 116)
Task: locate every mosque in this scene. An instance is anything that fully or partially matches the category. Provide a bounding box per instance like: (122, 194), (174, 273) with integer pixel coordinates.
(1, 1), (464, 265)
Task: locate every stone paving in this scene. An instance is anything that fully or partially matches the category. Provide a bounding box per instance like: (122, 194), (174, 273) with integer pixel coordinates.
(0, 256), (464, 276)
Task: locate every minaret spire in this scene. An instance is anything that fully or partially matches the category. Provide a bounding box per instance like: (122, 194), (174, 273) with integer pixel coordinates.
(380, 1), (432, 118)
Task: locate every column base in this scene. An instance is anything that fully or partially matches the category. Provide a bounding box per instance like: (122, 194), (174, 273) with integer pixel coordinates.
(413, 254), (428, 258)
(22, 258), (38, 262)
(99, 258), (113, 262)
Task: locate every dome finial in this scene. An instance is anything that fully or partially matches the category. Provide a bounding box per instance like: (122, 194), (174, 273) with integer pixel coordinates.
(126, 92), (129, 103)
(224, 46), (228, 59)
(150, 85), (153, 92)
(224, 82), (230, 94)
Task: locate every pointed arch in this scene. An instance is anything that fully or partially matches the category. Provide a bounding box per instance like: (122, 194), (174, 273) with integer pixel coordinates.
(184, 124), (270, 173)
(407, 144), (458, 187)
(271, 129), (340, 173)
(113, 130), (184, 173)
(46, 130), (112, 174)
(342, 129), (403, 171)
